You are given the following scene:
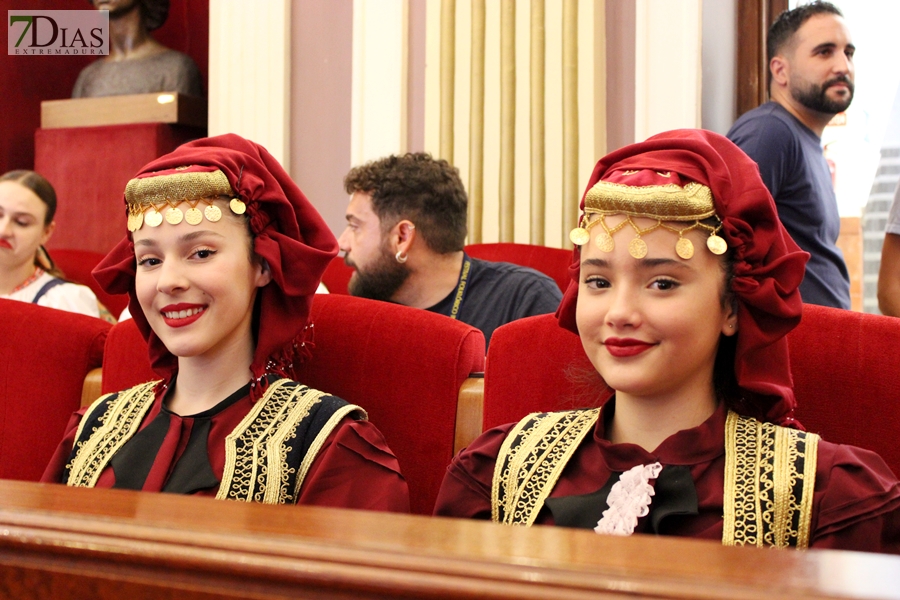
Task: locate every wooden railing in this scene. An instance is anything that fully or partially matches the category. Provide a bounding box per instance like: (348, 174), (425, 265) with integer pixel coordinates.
(0, 479), (897, 599)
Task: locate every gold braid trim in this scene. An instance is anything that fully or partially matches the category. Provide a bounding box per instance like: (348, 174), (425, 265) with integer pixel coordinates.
(722, 411), (819, 549)
(491, 408), (601, 526)
(293, 404), (367, 500)
(125, 169), (232, 208)
(218, 379), (364, 505)
(66, 381), (161, 487)
(584, 180), (716, 221)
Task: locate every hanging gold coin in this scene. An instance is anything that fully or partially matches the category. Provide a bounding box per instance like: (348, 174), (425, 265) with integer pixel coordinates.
(230, 198), (247, 215)
(596, 233), (615, 253)
(185, 207), (203, 225)
(628, 237), (648, 259)
(127, 211), (144, 232)
(145, 210), (163, 227)
(165, 207), (184, 225)
(205, 204), (223, 222)
(675, 237), (694, 259)
(707, 234), (727, 255)
(569, 227), (590, 246)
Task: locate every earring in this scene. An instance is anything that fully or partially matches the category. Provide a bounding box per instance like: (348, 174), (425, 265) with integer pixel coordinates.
(395, 250), (408, 263)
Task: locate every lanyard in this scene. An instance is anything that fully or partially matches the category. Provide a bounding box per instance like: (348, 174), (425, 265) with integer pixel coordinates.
(449, 254), (472, 320)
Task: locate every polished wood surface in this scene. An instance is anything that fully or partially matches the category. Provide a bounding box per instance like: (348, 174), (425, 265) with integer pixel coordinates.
(0, 480), (897, 600)
(41, 93), (207, 129)
(453, 376), (484, 454)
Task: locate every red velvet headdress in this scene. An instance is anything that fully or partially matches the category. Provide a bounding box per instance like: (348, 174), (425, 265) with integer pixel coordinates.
(556, 129), (809, 426)
(94, 134), (338, 392)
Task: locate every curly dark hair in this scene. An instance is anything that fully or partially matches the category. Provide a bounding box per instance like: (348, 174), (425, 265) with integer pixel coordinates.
(343, 153), (468, 254)
(767, 1), (843, 83)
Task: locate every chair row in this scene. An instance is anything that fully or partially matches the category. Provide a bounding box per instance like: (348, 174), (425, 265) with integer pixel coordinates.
(3, 294), (898, 518)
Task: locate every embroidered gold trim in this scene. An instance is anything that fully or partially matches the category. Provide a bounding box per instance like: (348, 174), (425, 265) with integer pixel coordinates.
(491, 408), (601, 526)
(125, 169), (232, 207)
(66, 381), (161, 487)
(218, 379), (364, 505)
(584, 181), (716, 221)
(722, 411), (819, 549)
(293, 404), (367, 500)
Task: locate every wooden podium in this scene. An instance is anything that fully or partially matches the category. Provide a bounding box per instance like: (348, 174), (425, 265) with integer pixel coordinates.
(35, 93), (207, 255)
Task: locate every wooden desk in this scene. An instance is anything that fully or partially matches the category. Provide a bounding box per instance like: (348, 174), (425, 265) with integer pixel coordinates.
(0, 480), (896, 599)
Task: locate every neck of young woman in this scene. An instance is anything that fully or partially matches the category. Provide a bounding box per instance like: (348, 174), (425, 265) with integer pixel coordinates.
(0, 260), (37, 295)
(607, 385), (719, 453)
(166, 338), (256, 416)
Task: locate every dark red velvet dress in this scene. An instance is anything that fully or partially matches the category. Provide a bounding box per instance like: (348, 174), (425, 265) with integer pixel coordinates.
(43, 381), (410, 513)
(434, 401), (900, 553)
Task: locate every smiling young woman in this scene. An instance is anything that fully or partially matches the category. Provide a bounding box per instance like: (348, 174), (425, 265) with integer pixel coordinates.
(41, 134), (409, 512)
(434, 129), (900, 554)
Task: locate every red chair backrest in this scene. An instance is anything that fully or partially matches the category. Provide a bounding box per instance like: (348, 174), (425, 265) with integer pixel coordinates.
(0, 299), (110, 481)
(483, 305), (900, 477)
(321, 255), (353, 295)
(483, 314), (606, 432)
(51, 248), (130, 317)
(101, 295), (486, 514)
(101, 318), (157, 395)
(465, 242), (573, 292)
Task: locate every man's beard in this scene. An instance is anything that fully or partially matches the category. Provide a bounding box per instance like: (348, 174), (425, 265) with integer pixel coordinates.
(792, 75), (854, 115)
(346, 245), (411, 302)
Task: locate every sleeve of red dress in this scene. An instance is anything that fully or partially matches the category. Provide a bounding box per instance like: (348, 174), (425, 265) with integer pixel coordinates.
(433, 424), (515, 519)
(296, 418), (411, 513)
(810, 441), (900, 554)
(40, 407), (89, 484)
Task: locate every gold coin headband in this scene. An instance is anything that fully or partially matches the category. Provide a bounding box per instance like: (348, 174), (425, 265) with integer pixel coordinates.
(568, 178), (728, 259)
(124, 168), (247, 233)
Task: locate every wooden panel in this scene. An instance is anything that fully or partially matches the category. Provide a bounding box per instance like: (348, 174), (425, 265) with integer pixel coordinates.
(454, 376), (484, 453)
(0, 480), (897, 600)
(41, 93), (207, 129)
(736, 0), (788, 117)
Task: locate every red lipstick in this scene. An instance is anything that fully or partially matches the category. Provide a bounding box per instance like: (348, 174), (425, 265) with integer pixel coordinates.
(603, 337), (655, 357)
(0, 240), (12, 249)
(160, 303), (206, 328)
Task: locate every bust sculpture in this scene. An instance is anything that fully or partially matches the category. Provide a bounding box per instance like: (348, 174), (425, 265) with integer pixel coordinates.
(72, 0), (204, 98)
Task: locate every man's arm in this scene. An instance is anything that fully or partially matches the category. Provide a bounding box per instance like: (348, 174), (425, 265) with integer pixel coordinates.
(878, 233), (900, 316)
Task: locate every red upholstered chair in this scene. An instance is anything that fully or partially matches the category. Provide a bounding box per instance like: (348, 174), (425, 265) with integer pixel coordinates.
(789, 304), (900, 476)
(51, 248), (130, 318)
(321, 255), (352, 295)
(99, 294), (486, 514)
(481, 306), (900, 477)
(465, 242), (573, 292)
(482, 313), (605, 434)
(0, 299), (111, 481)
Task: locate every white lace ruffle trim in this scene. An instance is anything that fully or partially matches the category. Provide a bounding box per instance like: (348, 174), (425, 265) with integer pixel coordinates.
(594, 462), (663, 536)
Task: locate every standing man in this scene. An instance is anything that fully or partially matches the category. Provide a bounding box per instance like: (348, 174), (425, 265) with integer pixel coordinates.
(340, 153), (562, 348)
(727, 1), (854, 309)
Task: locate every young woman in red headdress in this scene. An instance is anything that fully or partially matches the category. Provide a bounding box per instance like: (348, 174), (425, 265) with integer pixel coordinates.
(434, 129), (900, 552)
(42, 134), (409, 512)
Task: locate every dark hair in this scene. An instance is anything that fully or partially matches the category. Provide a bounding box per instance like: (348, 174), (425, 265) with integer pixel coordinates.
(88, 0), (168, 31)
(713, 248), (752, 412)
(0, 170), (63, 277)
(343, 153), (468, 254)
(0, 170), (57, 224)
(767, 1), (843, 86)
(140, 0), (169, 32)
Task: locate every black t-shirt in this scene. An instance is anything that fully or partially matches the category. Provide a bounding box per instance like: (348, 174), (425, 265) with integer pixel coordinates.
(427, 256), (563, 348)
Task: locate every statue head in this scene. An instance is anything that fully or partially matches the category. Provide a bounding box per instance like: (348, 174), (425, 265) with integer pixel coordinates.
(90, 0), (169, 32)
